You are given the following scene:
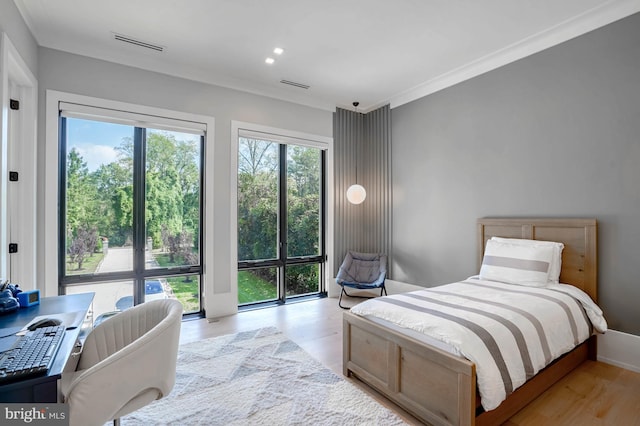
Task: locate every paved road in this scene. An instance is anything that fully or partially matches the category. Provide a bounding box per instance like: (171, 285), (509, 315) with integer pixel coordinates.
(67, 247), (135, 319)
(67, 246), (168, 319)
(97, 246), (134, 272)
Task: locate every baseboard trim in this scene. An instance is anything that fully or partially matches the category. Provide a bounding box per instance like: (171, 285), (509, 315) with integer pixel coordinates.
(597, 329), (640, 373)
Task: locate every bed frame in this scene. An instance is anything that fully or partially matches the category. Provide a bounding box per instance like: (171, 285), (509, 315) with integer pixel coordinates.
(343, 218), (597, 426)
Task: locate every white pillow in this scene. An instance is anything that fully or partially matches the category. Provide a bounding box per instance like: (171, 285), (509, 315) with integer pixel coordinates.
(491, 237), (564, 283)
(480, 240), (554, 287)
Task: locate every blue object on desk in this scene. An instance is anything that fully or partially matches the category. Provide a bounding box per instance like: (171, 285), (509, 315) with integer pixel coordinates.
(0, 296), (19, 315)
(0, 282), (20, 314)
(18, 290), (40, 308)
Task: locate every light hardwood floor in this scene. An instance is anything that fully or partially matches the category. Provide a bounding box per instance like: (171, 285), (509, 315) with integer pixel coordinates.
(180, 297), (640, 426)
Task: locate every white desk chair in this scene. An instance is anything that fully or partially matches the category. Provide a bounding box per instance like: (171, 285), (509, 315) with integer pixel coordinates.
(61, 299), (183, 426)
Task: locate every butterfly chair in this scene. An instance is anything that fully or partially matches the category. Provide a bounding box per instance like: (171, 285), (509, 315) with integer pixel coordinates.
(61, 299), (183, 426)
(336, 251), (387, 309)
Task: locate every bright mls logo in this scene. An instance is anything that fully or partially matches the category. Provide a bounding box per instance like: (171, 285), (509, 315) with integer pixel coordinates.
(2, 404), (68, 425)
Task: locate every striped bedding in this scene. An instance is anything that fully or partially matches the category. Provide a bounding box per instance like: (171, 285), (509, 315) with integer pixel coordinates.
(350, 277), (607, 411)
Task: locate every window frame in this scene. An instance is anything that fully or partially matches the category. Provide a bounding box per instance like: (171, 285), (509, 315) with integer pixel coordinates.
(44, 91), (215, 316)
(232, 122), (332, 307)
(58, 111), (205, 315)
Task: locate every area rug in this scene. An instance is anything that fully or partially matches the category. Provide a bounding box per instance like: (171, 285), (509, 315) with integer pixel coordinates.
(121, 327), (407, 425)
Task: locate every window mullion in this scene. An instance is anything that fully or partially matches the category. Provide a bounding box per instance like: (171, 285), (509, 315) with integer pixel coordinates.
(57, 116), (68, 292)
(132, 127), (146, 305)
(278, 144), (287, 302)
(320, 150), (327, 293)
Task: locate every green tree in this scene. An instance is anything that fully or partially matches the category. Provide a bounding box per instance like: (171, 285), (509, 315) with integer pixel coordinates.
(146, 168), (183, 246)
(66, 148), (97, 230)
(286, 146), (321, 294)
(65, 128), (202, 275)
(102, 132), (199, 249)
(237, 139), (278, 262)
(287, 146), (320, 258)
(91, 161), (132, 246)
(173, 138), (201, 249)
(66, 148), (102, 270)
(68, 225), (98, 270)
(145, 132), (199, 249)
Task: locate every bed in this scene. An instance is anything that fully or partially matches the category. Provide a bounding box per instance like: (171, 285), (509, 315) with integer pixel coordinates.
(342, 218), (599, 426)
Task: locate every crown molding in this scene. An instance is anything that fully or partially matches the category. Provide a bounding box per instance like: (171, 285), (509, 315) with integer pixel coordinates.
(389, 0), (640, 109)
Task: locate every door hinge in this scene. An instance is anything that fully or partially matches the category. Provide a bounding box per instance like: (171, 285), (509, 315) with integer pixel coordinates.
(9, 99), (19, 110)
(8, 243), (18, 254)
(9, 171), (18, 182)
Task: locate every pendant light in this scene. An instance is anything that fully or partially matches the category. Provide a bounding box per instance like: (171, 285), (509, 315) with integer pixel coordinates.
(346, 102), (366, 204)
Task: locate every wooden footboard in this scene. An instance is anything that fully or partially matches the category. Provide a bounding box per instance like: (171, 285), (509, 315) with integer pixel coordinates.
(344, 311), (593, 426)
(343, 311), (476, 426)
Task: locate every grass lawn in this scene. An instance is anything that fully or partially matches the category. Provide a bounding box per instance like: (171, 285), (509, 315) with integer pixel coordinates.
(165, 276), (200, 313)
(238, 270), (277, 304)
(154, 252), (200, 312)
(66, 252), (104, 275)
(154, 252), (276, 306)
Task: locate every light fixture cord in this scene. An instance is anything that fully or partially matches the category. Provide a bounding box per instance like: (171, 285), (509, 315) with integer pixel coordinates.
(353, 102), (359, 185)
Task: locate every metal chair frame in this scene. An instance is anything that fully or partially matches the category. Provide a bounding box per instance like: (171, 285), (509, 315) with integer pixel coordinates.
(338, 283), (387, 309)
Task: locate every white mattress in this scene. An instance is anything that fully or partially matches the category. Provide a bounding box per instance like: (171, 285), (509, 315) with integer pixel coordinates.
(362, 314), (463, 357)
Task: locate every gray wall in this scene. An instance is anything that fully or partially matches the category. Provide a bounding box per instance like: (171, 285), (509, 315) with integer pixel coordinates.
(333, 105), (392, 275)
(36, 47), (332, 316)
(391, 12), (640, 336)
(0, 1), (38, 76)
(333, 107), (364, 274)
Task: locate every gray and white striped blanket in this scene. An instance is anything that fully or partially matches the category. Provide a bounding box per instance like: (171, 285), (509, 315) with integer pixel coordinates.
(350, 277), (607, 411)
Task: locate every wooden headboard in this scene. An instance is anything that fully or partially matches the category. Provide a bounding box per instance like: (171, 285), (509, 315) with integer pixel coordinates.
(477, 218), (597, 302)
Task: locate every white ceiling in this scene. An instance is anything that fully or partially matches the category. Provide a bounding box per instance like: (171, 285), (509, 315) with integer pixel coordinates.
(14, 0), (640, 112)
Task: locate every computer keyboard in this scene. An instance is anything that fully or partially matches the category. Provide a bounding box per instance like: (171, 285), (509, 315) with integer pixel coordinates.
(0, 325), (65, 384)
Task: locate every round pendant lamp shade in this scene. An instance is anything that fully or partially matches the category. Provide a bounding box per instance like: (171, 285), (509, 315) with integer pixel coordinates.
(346, 101), (366, 205)
(346, 184), (366, 204)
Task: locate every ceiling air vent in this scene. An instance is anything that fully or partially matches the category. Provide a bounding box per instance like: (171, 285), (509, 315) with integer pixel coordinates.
(112, 32), (165, 53)
(280, 79), (310, 90)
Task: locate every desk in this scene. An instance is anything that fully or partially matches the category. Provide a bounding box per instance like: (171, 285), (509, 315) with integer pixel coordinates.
(0, 293), (94, 403)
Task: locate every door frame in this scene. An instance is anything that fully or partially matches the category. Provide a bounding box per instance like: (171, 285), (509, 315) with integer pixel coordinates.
(0, 33), (38, 288)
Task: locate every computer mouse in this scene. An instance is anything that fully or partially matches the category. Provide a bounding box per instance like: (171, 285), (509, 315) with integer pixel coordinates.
(27, 318), (62, 331)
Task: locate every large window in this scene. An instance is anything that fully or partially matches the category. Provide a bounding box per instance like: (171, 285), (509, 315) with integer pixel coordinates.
(237, 131), (326, 305)
(58, 104), (205, 318)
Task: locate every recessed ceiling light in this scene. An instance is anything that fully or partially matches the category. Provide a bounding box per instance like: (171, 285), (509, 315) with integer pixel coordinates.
(273, 47), (284, 55)
(265, 57), (275, 65)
